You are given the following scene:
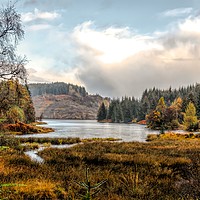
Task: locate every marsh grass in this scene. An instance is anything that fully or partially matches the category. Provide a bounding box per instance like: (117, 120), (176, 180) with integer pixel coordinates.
(18, 137), (120, 146)
(18, 137), (81, 145)
(147, 132), (200, 141)
(81, 138), (121, 143)
(0, 134), (200, 199)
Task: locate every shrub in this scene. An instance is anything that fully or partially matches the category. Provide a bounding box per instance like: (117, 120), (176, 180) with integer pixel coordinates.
(6, 106), (25, 124)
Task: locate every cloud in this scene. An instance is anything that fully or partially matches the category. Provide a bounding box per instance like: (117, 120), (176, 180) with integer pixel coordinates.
(73, 21), (162, 64)
(161, 7), (193, 17)
(21, 8), (60, 22)
(23, 0), (72, 10)
(69, 16), (200, 97)
(179, 16), (200, 33)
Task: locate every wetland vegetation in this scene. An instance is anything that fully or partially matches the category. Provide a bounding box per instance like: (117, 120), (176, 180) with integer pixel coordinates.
(0, 133), (200, 199)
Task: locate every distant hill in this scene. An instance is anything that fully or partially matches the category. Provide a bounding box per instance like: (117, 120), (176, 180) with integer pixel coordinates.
(28, 82), (108, 120)
(29, 82), (88, 97)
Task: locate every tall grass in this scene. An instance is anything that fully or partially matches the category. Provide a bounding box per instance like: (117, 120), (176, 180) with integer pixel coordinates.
(18, 137), (81, 145)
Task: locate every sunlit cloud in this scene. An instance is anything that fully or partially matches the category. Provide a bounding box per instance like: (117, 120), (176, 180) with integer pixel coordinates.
(21, 8), (60, 22)
(179, 16), (200, 33)
(72, 21), (162, 64)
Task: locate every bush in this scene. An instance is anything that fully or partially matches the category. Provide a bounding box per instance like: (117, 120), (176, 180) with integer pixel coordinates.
(6, 106), (25, 124)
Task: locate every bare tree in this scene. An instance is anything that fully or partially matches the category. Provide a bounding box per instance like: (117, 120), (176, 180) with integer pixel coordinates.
(0, 2), (27, 81)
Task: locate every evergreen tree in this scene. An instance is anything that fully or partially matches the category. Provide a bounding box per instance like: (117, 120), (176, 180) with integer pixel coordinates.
(196, 92), (200, 118)
(131, 97), (139, 120)
(121, 97), (132, 123)
(115, 101), (124, 122)
(111, 106), (117, 123)
(97, 102), (107, 121)
(138, 96), (150, 121)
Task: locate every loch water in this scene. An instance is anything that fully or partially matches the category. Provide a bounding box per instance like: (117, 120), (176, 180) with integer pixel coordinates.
(21, 119), (159, 142)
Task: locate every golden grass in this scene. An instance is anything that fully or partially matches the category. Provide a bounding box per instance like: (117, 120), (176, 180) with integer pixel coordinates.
(1, 135), (200, 199)
(13, 180), (58, 197)
(147, 132), (200, 141)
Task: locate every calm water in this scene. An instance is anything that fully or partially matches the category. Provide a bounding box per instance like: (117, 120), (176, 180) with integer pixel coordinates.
(21, 119), (159, 142)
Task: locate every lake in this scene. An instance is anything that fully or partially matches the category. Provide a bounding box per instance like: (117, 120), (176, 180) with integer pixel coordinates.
(21, 119), (159, 142)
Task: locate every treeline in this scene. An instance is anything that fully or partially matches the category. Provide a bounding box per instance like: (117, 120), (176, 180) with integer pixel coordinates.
(29, 82), (88, 97)
(97, 84), (200, 129)
(0, 80), (35, 124)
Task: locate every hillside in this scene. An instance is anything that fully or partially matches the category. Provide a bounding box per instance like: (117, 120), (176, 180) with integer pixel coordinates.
(29, 83), (107, 120)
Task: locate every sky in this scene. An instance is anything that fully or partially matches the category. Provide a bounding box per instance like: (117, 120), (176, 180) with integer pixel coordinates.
(2, 0), (200, 97)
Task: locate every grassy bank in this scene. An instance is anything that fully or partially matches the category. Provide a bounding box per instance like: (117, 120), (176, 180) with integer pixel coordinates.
(0, 134), (200, 199)
(2, 122), (54, 135)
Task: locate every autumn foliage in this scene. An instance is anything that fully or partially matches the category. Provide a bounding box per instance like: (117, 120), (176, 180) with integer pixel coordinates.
(0, 79), (35, 124)
(183, 102), (198, 131)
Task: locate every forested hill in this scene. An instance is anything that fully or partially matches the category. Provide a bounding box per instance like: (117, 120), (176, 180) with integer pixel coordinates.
(29, 82), (87, 97)
(28, 82), (108, 120)
(98, 83), (200, 124)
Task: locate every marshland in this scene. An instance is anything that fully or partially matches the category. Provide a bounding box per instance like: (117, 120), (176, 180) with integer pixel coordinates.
(1, 132), (200, 199)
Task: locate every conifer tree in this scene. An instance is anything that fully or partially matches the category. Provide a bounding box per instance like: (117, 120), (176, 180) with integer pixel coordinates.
(97, 102), (107, 121)
(115, 102), (124, 122)
(196, 91), (200, 118)
(138, 96), (150, 121)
